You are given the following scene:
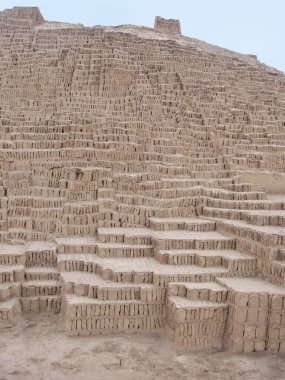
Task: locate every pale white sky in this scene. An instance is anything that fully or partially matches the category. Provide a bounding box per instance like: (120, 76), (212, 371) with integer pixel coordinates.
(1, 0), (284, 72)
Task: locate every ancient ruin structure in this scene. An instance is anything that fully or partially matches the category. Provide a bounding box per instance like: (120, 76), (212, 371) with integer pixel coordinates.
(154, 16), (181, 36)
(0, 7), (285, 353)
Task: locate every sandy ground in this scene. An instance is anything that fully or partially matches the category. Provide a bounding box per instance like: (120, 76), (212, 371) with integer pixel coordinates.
(0, 314), (285, 380)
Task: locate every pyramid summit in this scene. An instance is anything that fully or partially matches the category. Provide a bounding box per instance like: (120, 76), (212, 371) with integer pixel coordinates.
(0, 7), (285, 354)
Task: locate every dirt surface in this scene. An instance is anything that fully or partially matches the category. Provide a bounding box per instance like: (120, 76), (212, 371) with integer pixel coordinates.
(0, 314), (284, 380)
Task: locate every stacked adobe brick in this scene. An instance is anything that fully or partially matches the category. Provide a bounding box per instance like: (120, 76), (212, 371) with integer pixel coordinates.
(0, 8), (285, 353)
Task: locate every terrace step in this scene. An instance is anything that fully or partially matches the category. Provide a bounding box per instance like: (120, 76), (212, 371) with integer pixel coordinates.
(21, 295), (61, 313)
(25, 241), (57, 267)
(61, 294), (165, 336)
(0, 265), (25, 283)
(215, 219), (285, 247)
(168, 281), (228, 302)
(57, 255), (230, 285)
(166, 296), (228, 350)
(57, 254), (98, 274)
(25, 267), (59, 281)
(156, 249), (256, 273)
(204, 198), (285, 210)
(0, 282), (21, 301)
(245, 210), (285, 227)
(148, 217), (216, 231)
(97, 227), (151, 244)
(0, 244), (25, 265)
(269, 260), (285, 287)
(0, 297), (22, 328)
(203, 207), (244, 221)
(96, 242), (154, 258)
(216, 277), (285, 353)
(21, 280), (60, 297)
(60, 271), (156, 301)
(202, 188), (266, 201)
(203, 207), (285, 227)
(152, 231), (236, 250)
(56, 237), (97, 254)
(222, 183), (253, 192)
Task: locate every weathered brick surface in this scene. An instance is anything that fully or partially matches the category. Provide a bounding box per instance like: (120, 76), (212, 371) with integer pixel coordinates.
(0, 7), (285, 352)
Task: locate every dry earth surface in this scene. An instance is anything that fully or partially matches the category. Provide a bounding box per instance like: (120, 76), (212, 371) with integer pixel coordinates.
(0, 313), (284, 380)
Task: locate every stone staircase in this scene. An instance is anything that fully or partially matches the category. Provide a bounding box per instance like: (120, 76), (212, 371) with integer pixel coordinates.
(0, 244), (24, 327)
(0, 241), (60, 327)
(166, 282), (228, 350)
(202, 194), (285, 287)
(1, 187), (285, 353)
(56, 218), (248, 338)
(21, 242), (60, 312)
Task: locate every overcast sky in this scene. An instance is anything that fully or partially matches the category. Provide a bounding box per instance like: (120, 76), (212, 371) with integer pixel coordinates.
(1, 0), (284, 72)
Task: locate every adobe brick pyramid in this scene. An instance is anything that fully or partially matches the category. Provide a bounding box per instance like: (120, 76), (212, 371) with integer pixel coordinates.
(1, 7), (285, 353)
